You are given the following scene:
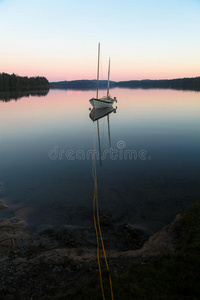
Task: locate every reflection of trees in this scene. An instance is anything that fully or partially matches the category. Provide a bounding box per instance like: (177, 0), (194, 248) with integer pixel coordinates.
(0, 73), (49, 92)
(0, 90), (49, 102)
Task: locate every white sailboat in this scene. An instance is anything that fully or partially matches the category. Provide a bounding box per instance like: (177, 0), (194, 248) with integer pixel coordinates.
(89, 43), (117, 109)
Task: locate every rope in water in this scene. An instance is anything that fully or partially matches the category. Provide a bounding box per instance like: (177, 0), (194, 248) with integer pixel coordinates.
(92, 138), (114, 300)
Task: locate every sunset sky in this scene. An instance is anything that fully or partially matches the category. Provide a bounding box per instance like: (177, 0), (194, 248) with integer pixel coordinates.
(0, 0), (200, 82)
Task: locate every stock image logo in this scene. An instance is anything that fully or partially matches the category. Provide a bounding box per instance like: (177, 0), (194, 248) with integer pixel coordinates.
(48, 140), (151, 161)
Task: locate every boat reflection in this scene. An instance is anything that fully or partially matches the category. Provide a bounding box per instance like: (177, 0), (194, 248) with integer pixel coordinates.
(89, 106), (117, 166)
(89, 106), (116, 122)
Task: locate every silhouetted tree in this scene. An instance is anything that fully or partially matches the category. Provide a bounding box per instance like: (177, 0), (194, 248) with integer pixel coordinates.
(0, 73), (49, 92)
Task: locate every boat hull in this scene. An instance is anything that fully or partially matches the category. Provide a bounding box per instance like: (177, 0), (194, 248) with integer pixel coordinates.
(89, 97), (115, 109)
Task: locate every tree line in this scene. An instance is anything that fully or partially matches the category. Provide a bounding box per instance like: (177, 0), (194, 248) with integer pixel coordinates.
(0, 73), (49, 92)
(50, 79), (116, 90)
(50, 77), (200, 91)
(115, 77), (200, 91)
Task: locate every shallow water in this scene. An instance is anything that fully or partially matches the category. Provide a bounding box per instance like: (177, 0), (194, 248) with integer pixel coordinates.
(0, 88), (200, 233)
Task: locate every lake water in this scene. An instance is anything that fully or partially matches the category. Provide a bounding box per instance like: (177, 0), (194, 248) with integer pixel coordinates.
(0, 88), (200, 234)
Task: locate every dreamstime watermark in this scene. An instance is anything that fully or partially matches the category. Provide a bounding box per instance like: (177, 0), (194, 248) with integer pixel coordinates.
(48, 141), (151, 161)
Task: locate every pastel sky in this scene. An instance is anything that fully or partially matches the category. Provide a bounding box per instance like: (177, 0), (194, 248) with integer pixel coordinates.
(0, 0), (200, 82)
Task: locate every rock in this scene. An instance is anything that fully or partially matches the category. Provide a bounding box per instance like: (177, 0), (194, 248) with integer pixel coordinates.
(0, 200), (8, 210)
(139, 214), (182, 257)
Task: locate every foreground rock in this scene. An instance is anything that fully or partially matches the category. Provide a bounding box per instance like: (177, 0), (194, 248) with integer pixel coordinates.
(0, 201), (200, 299)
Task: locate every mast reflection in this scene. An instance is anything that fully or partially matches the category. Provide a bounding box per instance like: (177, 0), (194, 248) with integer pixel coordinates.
(89, 107), (117, 166)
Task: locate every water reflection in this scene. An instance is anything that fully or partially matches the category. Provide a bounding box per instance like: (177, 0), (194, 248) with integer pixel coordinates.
(89, 107), (117, 166)
(0, 89), (49, 102)
(0, 88), (200, 233)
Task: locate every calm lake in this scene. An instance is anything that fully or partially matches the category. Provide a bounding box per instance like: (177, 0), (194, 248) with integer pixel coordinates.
(0, 88), (200, 234)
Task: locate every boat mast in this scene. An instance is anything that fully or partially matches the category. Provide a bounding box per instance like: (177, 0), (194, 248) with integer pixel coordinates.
(107, 58), (110, 98)
(96, 43), (100, 99)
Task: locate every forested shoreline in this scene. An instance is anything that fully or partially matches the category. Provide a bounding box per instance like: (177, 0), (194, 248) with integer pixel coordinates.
(1, 73), (200, 92)
(0, 73), (49, 92)
(50, 76), (200, 91)
(116, 76), (200, 91)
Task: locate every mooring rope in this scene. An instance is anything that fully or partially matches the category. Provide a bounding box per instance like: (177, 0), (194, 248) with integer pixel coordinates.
(92, 132), (114, 300)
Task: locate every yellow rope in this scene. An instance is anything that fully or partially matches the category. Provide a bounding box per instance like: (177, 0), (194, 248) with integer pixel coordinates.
(92, 140), (114, 300)
(93, 156), (105, 300)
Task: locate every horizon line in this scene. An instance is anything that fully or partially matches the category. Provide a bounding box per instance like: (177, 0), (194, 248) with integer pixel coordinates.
(50, 75), (200, 83)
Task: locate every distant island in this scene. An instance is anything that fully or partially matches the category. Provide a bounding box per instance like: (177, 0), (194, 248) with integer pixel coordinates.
(0, 73), (49, 92)
(50, 76), (200, 91)
(50, 79), (116, 90)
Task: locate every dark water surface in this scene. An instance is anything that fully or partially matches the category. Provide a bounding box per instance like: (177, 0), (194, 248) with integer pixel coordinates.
(0, 88), (200, 233)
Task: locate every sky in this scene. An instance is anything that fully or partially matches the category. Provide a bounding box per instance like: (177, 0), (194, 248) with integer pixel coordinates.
(0, 0), (200, 82)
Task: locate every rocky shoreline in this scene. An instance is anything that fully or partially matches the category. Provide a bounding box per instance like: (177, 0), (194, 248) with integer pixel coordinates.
(0, 200), (199, 299)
